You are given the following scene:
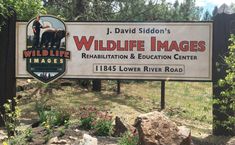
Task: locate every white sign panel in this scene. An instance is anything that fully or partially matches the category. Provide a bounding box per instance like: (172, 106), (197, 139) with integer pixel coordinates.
(16, 22), (212, 80)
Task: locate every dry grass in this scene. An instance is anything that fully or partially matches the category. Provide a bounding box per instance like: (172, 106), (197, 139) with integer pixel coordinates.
(17, 79), (213, 139)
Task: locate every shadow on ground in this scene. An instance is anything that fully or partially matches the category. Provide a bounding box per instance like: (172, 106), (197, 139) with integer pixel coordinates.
(192, 135), (235, 145)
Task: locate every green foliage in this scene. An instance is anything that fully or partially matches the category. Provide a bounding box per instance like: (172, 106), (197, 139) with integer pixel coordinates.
(36, 101), (70, 129)
(216, 34), (235, 131)
(118, 131), (139, 145)
(80, 116), (95, 130)
(0, 0), (46, 20)
(79, 107), (113, 136)
(43, 0), (202, 21)
(93, 117), (113, 136)
(40, 109), (70, 128)
(79, 107), (97, 130)
(44, 128), (52, 143)
(0, 0), (46, 30)
(58, 127), (65, 137)
(39, 109), (70, 129)
(24, 128), (33, 142)
(4, 128), (33, 145)
(229, 3), (235, 13)
(202, 10), (212, 21)
(1, 98), (21, 137)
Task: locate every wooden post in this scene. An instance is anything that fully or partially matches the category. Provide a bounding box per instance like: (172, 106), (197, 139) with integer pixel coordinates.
(117, 80), (120, 94)
(161, 81), (165, 110)
(0, 10), (16, 126)
(212, 13), (235, 135)
(92, 79), (101, 92)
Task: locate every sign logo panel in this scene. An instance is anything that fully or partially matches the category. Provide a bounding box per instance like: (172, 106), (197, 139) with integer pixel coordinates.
(23, 15), (70, 83)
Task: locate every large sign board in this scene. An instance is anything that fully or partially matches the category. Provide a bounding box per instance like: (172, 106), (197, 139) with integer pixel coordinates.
(16, 21), (212, 81)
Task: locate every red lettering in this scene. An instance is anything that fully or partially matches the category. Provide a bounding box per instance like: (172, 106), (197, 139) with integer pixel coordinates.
(99, 40), (107, 51)
(137, 41), (145, 51)
(60, 51), (65, 57)
(190, 41), (198, 52)
(23, 50), (32, 58)
(179, 41), (189, 51)
(107, 40), (116, 51)
(151, 37), (156, 51)
(169, 41), (179, 51)
(129, 40), (136, 51)
(64, 51), (70, 58)
(198, 41), (206, 52)
(42, 50), (48, 56)
(157, 41), (168, 51)
(73, 36), (94, 51)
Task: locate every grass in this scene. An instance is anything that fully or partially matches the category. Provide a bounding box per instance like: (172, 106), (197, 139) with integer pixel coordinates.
(17, 79), (213, 138)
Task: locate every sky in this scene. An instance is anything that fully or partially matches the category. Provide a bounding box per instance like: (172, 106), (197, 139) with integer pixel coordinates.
(165, 0), (234, 13)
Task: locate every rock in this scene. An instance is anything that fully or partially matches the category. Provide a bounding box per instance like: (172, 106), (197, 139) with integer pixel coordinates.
(69, 136), (78, 141)
(113, 116), (135, 137)
(47, 137), (59, 145)
(79, 134), (98, 145)
(47, 137), (68, 145)
(55, 139), (68, 144)
(178, 126), (192, 145)
(227, 137), (235, 145)
(96, 136), (119, 145)
(0, 130), (7, 141)
(134, 111), (192, 145)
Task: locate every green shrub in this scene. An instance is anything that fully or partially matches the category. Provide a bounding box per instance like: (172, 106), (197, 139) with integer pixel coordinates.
(80, 116), (95, 130)
(216, 34), (235, 132)
(39, 109), (70, 128)
(24, 128), (33, 142)
(93, 119), (113, 136)
(1, 98), (21, 137)
(79, 107), (98, 130)
(79, 107), (113, 136)
(118, 132), (139, 145)
(4, 128), (33, 145)
(36, 101), (70, 128)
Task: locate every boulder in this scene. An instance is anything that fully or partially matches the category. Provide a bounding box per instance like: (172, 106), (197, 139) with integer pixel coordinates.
(79, 134), (98, 145)
(227, 137), (235, 145)
(46, 133), (97, 145)
(47, 137), (68, 145)
(0, 130), (7, 141)
(113, 116), (135, 137)
(134, 111), (192, 145)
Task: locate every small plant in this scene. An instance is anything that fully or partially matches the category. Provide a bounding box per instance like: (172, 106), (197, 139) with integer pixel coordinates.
(79, 107), (113, 136)
(1, 98), (21, 137)
(58, 127), (65, 137)
(79, 107), (98, 130)
(3, 128), (33, 145)
(36, 100), (70, 128)
(93, 114), (113, 136)
(64, 120), (70, 129)
(93, 120), (113, 136)
(24, 128), (33, 142)
(40, 109), (70, 128)
(216, 34), (235, 133)
(80, 116), (95, 130)
(44, 129), (52, 143)
(118, 131), (139, 145)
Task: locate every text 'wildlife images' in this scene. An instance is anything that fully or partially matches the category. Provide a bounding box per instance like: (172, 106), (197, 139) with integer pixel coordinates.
(24, 15), (70, 83)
